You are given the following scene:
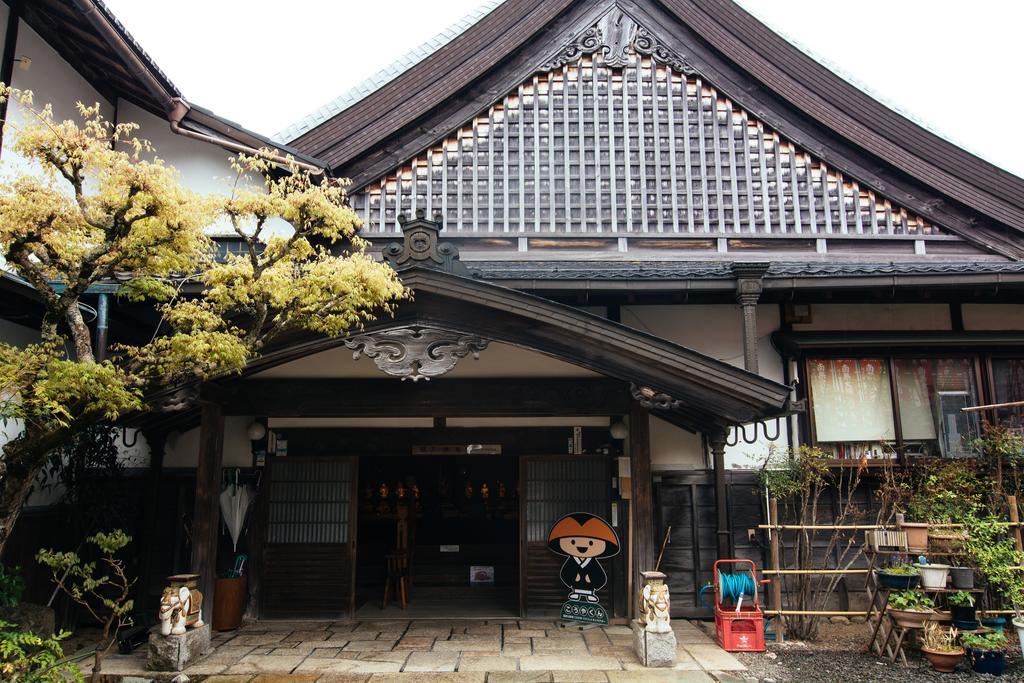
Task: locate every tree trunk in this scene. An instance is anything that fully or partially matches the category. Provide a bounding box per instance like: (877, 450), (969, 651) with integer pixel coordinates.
(0, 422), (79, 557)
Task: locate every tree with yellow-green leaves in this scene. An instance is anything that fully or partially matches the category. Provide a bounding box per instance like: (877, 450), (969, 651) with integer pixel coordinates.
(0, 90), (408, 555)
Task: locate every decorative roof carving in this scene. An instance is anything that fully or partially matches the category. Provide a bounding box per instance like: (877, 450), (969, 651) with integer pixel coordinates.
(630, 383), (683, 412)
(632, 27), (695, 75)
(382, 210), (473, 276)
(540, 7), (694, 74)
(343, 325), (489, 382)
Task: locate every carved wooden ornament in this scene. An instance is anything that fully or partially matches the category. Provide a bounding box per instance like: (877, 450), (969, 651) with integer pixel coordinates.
(344, 325), (489, 381)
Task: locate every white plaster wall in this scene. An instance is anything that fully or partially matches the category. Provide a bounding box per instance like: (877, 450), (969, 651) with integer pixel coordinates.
(165, 416), (254, 469)
(123, 101), (293, 237)
(649, 417), (704, 470)
(962, 304), (1024, 331)
(621, 304), (791, 470)
(792, 303), (951, 331)
(0, 20), (114, 177)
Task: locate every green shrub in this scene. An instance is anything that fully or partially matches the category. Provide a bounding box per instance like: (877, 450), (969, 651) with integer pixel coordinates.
(947, 590), (975, 607)
(0, 620), (82, 682)
(962, 631), (1008, 651)
(0, 565), (24, 607)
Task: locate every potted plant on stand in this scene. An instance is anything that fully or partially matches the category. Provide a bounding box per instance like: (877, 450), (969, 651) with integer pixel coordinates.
(914, 560), (951, 589)
(947, 590), (979, 631)
(962, 631), (1008, 675)
(886, 589), (935, 628)
(921, 621), (963, 673)
(876, 563), (919, 590)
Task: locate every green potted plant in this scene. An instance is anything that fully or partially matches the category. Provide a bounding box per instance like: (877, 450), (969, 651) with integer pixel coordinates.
(961, 631), (1008, 676)
(947, 590), (978, 630)
(877, 563), (919, 590)
(921, 621), (963, 673)
(886, 589), (935, 628)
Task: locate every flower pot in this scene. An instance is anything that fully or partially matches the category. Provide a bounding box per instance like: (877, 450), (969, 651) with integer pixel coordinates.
(921, 646), (964, 673)
(876, 570), (919, 590)
(967, 648), (1006, 675)
(212, 576), (247, 631)
(1013, 617), (1024, 654)
(981, 617), (1007, 633)
(949, 567), (974, 589)
(914, 563), (950, 590)
(901, 522), (929, 553)
(951, 604), (977, 631)
(887, 608), (934, 629)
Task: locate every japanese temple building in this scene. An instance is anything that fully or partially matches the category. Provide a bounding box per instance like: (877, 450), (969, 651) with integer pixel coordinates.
(2, 0), (1024, 622)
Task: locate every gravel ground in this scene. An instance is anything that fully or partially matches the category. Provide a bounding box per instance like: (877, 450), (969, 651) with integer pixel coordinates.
(723, 621), (1024, 682)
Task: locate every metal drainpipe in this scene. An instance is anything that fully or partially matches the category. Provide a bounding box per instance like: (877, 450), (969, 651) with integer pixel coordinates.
(167, 99), (325, 175)
(95, 293), (109, 362)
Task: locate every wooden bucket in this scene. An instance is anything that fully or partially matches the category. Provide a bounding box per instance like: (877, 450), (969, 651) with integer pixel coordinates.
(212, 577), (247, 631)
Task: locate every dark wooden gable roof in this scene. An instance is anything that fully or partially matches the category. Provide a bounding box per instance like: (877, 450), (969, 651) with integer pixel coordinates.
(286, 0), (1024, 259)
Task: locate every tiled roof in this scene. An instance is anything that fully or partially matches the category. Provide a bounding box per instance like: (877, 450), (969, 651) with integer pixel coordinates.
(274, 0), (505, 143)
(470, 261), (1024, 281)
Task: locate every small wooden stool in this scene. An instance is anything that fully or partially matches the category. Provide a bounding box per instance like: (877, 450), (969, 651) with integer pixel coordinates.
(382, 552), (408, 609)
(381, 505), (411, 609)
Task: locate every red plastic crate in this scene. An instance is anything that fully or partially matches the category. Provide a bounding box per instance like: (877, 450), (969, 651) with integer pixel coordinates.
(713, 559), (767, 652)
(715, 605), (766, 652)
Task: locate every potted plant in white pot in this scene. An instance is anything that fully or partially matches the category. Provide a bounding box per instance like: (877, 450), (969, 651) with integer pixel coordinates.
(914, 560), (950, 589)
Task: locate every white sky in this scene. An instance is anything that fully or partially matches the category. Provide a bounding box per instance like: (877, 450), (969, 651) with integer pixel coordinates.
(102, 0), (1024, 177)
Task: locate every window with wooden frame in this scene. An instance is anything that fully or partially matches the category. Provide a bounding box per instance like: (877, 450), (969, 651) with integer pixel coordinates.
(806, 355), (983, 460)
(988, 356), (1024, 429)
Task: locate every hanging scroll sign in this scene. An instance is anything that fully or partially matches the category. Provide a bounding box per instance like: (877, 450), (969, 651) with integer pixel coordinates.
(547, 512), (620, 625)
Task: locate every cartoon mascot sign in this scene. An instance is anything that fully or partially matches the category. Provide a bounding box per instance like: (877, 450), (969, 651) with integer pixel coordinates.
(547, 512), (620, 625)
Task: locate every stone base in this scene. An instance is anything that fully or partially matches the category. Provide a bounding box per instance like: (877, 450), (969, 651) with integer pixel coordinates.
(632, 620), (677, 668)
(148, 623), (211, 671)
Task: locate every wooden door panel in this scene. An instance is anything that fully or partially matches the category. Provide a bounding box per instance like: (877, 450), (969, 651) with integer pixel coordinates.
(262, 457), (357, 618)
(522, 456), (612, 617)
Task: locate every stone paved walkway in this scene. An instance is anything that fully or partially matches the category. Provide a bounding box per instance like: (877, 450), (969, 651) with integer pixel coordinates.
(96, 618), (751, 682)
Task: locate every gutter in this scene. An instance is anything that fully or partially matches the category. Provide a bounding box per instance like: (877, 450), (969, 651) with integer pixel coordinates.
(168, 99), (326, 175)
(71, 0), (325, 175)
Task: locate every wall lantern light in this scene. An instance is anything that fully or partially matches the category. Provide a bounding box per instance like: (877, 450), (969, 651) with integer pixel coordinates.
(609, 421), (628, 440)
(246, 421), (267, 441)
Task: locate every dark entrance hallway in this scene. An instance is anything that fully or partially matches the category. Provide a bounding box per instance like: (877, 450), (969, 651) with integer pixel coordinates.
(355, 453), (519, 617)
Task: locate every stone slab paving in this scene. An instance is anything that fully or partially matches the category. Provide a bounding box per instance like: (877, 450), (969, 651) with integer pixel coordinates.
(94, 618), (752, 681)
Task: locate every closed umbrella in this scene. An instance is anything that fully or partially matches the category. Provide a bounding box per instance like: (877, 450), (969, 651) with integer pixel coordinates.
(219, 470), (253, 552)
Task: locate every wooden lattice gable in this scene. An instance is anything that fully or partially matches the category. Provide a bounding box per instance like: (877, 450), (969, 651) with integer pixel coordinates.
(345, 6), (981, 257)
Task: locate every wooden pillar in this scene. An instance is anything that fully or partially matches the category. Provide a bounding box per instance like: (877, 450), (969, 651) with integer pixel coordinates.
(1009, 495), (1023, 552)
(732, 263), (769, 374)
(191, 402), (224, 621)
(709, 431), (731, 561)
(628, 402), (655, 588)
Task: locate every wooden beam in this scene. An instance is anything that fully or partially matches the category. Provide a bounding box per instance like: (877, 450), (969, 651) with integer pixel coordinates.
(628, 401), (654, 590)
(191, 402), (224, 622)
(212, 378), (630, 417)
